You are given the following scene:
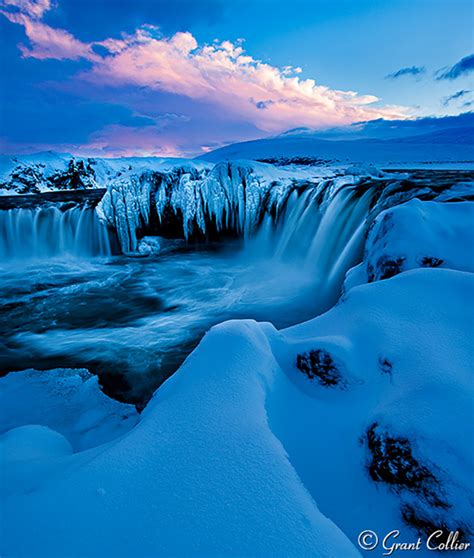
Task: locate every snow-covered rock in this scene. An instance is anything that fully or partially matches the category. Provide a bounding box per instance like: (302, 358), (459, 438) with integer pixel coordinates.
(344, 199), (474, 291)
(137, 236), (162, 255)
(0, 368), (139, 452)
(0, 153), (211, 196)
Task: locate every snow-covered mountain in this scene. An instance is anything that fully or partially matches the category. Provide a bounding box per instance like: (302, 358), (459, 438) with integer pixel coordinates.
(199, 113), (474, 166)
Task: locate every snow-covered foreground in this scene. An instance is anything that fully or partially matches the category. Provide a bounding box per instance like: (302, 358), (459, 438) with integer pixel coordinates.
(0, 161), (473, 556)
(2, 270), (473, 556)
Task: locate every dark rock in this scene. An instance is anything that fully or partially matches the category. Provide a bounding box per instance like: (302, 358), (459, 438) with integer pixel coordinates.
(48, 159), (96, 190)
(2, 166), (43, 194)
(296, 349), (346, 387)
(368, 255), (406, 282)
(366, 423), (447, 508)
(418, 256), (444, 268)
(401, 504), (470, 544)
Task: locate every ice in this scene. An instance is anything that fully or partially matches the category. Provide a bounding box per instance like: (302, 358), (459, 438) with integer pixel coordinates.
(137, 236), (162, 255)
(98, 161), (298, 252)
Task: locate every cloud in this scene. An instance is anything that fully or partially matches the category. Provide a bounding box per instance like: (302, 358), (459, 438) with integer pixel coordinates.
(385, 66), (426, 79)
(436, 54), (474, 80)
(0, 0), (95, 59)
(1, 0), (52, 18)
(442, 89), (471, 107)
(0, 0), (411, 155)
(85, 26), (410, 131)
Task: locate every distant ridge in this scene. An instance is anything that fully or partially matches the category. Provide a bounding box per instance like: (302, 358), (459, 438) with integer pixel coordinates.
(200, 113), (474, 164)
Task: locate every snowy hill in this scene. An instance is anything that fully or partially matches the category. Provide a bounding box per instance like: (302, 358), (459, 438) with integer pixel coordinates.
(199, 113), (474, 166)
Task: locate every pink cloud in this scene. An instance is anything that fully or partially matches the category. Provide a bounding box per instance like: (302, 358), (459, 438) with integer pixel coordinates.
(81, 27), (408, 132)
(1, 0), (411, 153)
(2, 0), (53, 18)
(1, 8), (95, 60)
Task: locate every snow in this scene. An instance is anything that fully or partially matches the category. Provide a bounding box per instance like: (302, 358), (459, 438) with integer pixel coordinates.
(0, 368), (139, 452)
(198, 134), (474, 168)
(1, 425), (72, 462)
(345, 199), (474, 290)
(1, 155), (473, 556)
(198, 114), (474, 168)
(2, 265), (472, 556)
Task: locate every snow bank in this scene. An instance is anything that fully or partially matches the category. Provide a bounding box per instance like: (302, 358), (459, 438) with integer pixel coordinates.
(0, 368), (139, 451)
(345, 199), (474, 290)
(2, 267), (473, 557)
(276, 269), (473, 550)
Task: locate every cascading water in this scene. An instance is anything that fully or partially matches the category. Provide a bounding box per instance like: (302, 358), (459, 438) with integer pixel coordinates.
(1, 163), (466, 406)
(247, 181), (376, 311)
(0, 206), (113, 260)
(99, 166), (377, 314)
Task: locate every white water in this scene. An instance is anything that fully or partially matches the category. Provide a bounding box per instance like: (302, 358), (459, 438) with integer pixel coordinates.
(247, 182), (375, 307)
(0, 206), (112, 259)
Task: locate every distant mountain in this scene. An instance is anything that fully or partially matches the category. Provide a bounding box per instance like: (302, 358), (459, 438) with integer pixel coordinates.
(199, 113), (474, 165)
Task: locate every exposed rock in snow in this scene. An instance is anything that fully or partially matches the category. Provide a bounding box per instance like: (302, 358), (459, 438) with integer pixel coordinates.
(0, 153), (212, 195)
(0, 155), (99, 194)
(296, 349), (347, 388)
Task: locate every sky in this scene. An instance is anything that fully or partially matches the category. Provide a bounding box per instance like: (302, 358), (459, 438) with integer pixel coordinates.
(0, 0), (472, 157)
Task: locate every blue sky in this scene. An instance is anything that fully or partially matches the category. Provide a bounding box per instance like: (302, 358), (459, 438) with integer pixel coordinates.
(0, 0), (472, 156)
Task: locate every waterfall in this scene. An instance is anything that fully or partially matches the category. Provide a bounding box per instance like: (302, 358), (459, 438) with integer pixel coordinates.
(0, 206), (113, 260)
(247, 182), (376, 311)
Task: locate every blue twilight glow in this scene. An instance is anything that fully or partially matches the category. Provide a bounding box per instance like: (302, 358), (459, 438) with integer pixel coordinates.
(0, 0), (472, 156)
